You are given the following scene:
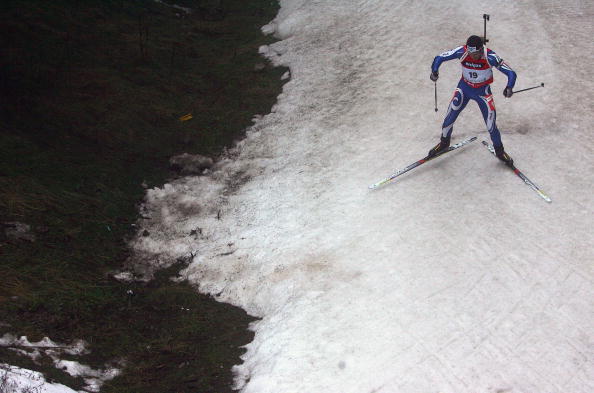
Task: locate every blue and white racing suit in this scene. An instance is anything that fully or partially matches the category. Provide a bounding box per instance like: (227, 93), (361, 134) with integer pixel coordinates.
(431, 46), (516, 148)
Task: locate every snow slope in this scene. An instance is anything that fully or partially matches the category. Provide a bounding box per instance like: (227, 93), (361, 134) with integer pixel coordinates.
(130, 0), (594, 392)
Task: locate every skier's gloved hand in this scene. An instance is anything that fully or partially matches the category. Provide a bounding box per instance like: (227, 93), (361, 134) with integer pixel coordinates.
(503, 87), (513, 98)
(430, 71), (439, 82)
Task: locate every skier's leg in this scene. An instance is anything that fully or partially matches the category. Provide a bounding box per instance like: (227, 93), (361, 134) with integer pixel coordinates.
(441, 85), (469, 138)
(477, 86), (513, 166)
(428, 82), (469, 157)
(477, 86), (502, 147)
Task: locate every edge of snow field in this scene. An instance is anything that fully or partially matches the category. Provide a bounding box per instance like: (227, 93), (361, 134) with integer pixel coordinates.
(128, 1), (594, 392)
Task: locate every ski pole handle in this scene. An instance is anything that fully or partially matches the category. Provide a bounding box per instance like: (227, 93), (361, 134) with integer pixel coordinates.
(434, 82), (438, 112)
(513, 83), (544, 94)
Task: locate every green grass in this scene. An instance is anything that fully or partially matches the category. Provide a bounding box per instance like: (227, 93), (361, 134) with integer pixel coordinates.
(0, 0), (285, 391)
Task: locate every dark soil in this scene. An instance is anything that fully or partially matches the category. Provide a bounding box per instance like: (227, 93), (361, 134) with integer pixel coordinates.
(0, 0), (286, 391)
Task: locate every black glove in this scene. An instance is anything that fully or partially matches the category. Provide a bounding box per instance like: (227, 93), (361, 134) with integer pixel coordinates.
(503, 86), (513, 98)
(430, 71), (439, 82)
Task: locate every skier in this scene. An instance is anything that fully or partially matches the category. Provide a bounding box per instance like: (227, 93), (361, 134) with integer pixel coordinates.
(429, 35), (516, 166)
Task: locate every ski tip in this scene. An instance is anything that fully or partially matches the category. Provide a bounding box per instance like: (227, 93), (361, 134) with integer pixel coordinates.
(481, 140), (489, 146)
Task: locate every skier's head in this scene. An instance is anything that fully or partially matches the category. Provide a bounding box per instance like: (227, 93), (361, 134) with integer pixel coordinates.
(466, 35), (484, 59)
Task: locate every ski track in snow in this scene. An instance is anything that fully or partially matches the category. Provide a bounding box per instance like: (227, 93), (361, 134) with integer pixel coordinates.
(130, 0), (594, 392)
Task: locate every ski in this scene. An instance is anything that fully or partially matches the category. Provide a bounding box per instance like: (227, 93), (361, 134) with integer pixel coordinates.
(369, 136), (477, 189)
(482, 141), (552, 203)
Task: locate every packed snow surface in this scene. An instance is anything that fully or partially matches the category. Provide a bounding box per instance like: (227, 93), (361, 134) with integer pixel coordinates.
(131, 0), (594, 392)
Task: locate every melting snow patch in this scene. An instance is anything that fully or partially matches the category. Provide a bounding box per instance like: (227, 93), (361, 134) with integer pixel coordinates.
(169, 153), (214, 176)
(112, 271), (135, 282)
(0, 364), (78, 393)
(54, 361), (120, 393)
(0, 334), (121, 392)
(152, 0), (192, 14)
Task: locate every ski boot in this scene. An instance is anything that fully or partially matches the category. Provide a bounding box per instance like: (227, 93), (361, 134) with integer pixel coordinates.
(494, 145), (514, 167)
(427, 135), (450, 158)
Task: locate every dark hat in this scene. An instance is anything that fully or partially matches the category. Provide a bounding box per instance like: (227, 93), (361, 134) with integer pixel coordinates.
(466, 35), (484, 51)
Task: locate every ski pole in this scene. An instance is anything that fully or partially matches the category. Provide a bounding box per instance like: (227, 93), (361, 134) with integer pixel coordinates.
(483, 14), (490, 44)
(513, 83), (544, 94)
(434, 81), (438, 112)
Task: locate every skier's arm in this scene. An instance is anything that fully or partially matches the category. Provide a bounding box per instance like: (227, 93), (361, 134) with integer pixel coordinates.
(488, 50), (517, 88)
(431, 46), (465, 74)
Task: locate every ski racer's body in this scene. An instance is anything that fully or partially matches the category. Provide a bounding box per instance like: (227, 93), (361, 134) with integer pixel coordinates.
(429, 35), (517, 165)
